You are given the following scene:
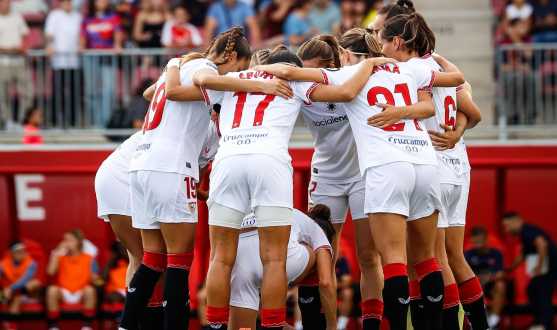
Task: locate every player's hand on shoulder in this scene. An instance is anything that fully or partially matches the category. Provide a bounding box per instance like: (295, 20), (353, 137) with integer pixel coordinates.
(260, 77), (294, 99)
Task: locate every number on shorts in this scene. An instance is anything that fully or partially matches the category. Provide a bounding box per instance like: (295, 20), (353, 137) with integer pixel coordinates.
(184, 177), (197, 199)
(232, 92), (276, 128)
(367, 83), (422, 132)
(143, 82), (166, 133)
(444, 95), (457, 149)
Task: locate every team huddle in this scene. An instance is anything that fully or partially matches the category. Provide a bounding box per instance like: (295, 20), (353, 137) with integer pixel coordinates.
(94, 1), (489, 330)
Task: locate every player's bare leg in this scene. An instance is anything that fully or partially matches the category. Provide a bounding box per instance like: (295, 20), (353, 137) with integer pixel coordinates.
(108, 214), (143, 285)
(229, 307), (258, 330)
(46, 285), (62, 329)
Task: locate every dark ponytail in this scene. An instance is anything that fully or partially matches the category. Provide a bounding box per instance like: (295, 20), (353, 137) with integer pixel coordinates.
(308, 204), (336, 244)
(380, 13), (435, 57)
(267, 44), (303, 67)
(339, 28), (385, 59)
(297, 34), (341, 68)
(180, 25), (251, 66)
(377, 0), (415, 20)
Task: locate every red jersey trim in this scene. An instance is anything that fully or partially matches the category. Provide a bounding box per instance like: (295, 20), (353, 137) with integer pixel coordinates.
(318, 69), (329, 85)
(200, 87), (210, 106)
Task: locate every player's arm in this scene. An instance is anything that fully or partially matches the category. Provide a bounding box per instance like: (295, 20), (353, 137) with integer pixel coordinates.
(250, 63), (326, 83)
(316, 249), (337, 330)
(193, 70), (294, 99)
(533, 235), (549, 276)
(456, 82), (482, 129)
(431, 56), (465, 87)
(309, 58), (399, 103)
(367, 91), (435, 129)
(164, 60), (206, 101)
(143, 84), (156, 101)
(196, 163), (211, 202)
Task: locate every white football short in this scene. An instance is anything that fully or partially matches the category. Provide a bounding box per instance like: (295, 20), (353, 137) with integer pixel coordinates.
(129, 170), (198, 230)
(437, 184), (463, 228)
(364, 162), (443, 220)
(207, 154), (294, 224)
(308, 180), (366, 223)
(61, 288), (83, 304)
(450, 172), (470, 227)
(229, 231), (310, 311)
(95, 164), (131, 221)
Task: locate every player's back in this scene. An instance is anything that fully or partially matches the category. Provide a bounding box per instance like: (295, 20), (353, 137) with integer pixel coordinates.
(129, 58), (217, 181)
(215, 70), (316, 164)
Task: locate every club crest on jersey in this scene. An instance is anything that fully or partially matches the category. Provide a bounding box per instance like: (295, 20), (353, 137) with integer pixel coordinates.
(325, 102), (339, 113)
(188, 201), (197, 215)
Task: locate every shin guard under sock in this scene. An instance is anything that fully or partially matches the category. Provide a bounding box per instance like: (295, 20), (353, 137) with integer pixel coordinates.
(442, 283), (460, 330)
(261, 307), (286, 330)
(458, 277), (489, 330)
(207, 306), (229, 330)
(164, 252), (194, 330)
(409, 280), (427, 330)
(362, 299), (383, 330)
(120, 251), (166, 330)
(298, 274), (323, 330)
(139, 285), (164, 330)
(83, 309), (95, 327)
(415, 258), (444, 330)
(382, 263), (409, 330)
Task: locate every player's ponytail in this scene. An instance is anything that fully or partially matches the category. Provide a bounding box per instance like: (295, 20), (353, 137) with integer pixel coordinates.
(249, 49), (271, 68)
(340, 28), (385, 59)
(377, 0), (415, 19)
(381, 13), (435, 57)
(297, 34), (341, 68)
(179, 26), (251, 66)
(308, 204), (336, 244)
(267, 44), (303, 67)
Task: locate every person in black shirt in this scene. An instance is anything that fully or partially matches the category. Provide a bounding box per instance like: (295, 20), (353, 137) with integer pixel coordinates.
(464, 226), (506, 329)
(500, 211), (557, 330)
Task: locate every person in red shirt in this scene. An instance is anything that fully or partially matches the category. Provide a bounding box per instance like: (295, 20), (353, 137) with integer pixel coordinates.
(21, 108), (44, 145)
(0, 240), (42, 330)
(160, 5), (203, 48)
(46, 230), (100, 330)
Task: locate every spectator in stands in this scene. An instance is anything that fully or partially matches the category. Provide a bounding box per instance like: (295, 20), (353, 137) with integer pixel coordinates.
(500, 211), (557, 330)
(258, 0), (292, 47)
(307, 0), (341, 36)
(161, 5), (202, 48)
(203, 0), (261, 49)
(283, 0), (318, 46)
(502, 0), (532, 44)
(530, 0), (557, 43)
(80, 0), (122, 126)
(361, 0), (382, 28)
(124, 78), (152, 129)
(44, 0), (83, 126)
(132, 0), (170, 48)
(499, 18), (533, 72)
(0, 0), (34, 130)
(21, 107), (43, 144)
(335, 254), (353, 330)
(102, 241), (128, 306)
(0, 240), (42, 330)
(183, 0), (210, 27)
(339, 0), (355, 31)
(465, 226), (506, 329)
(46, 229), (100, 330)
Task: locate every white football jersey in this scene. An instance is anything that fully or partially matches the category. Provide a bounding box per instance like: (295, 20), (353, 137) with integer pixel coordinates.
(240, 209), (333, 258)
(198, 120), (221, 169)
(421, 55), (463, 185)
(101, 131), (142, 183)
(300, 101), (360, 184)
(318, 58), (438, 174)
(210, 70), (318, 164)
(129, 58), (220, 181)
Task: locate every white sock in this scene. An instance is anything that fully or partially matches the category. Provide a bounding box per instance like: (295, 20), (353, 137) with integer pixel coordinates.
(294, 320), (303, 330)
(488, 314), (500, 328)
(338, 316), (350, 330)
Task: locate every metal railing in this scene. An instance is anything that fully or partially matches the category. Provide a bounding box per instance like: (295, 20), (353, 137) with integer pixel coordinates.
(496, 43), (557, 138)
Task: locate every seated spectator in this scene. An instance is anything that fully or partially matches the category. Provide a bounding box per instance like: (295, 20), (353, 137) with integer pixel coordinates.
(307, 0), (340, 36)
(132, 0), (170, 48)
(21, 108), (44, 145)
(161, 5), (202, 48)
(46, 229), (100, 330)
(283, 0), (318, 46)
(501, 211), (557, 330)
(102, 241), (128, 306)
(361, 0), (383, 29)
(0, 0), (34, 130)
(335, 254), (353, 330)
(124, 79), (153, 129)
(531, 0), (557, 43)
(498, 18), (533, 71)
(502, 0), (532, 44)
(0, 240), (42, 330)
(464, 227), (506, 329)
(203, 0), (261, 49)
(258, 0), (292, 47)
